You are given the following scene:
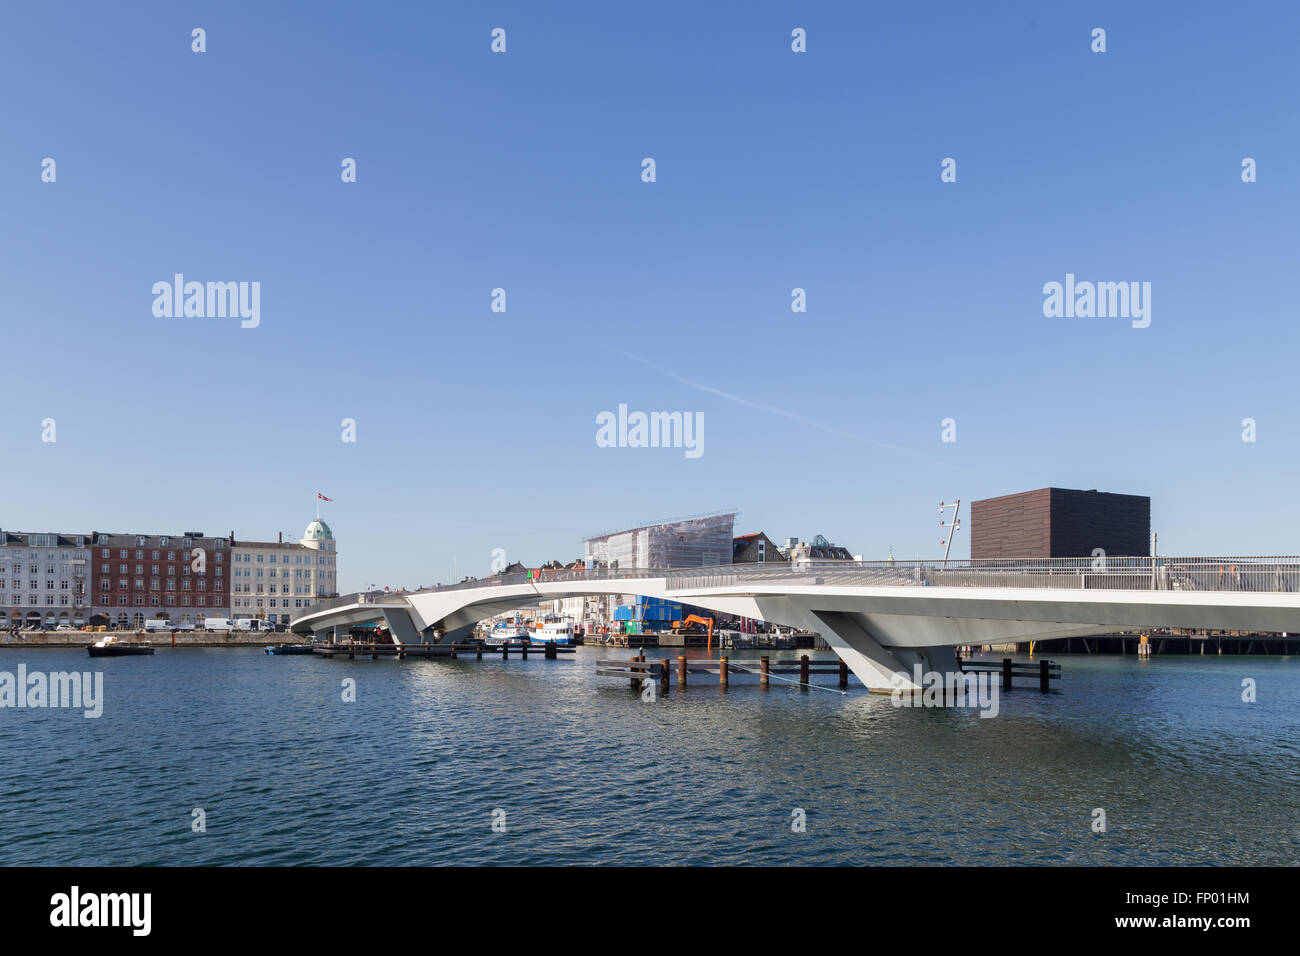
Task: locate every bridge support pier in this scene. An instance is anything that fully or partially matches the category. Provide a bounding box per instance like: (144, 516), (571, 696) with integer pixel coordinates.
(809, 611), (962, 693)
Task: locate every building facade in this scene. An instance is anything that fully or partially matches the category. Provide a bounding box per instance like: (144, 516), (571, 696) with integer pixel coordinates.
(231, 519), (339, 625)
(0, 531), (91, 629)
(733, 532), (786, 564)
(89, 530), (230, 630)
(971, 488), (1151, 560)
(583, 511), (736, 570)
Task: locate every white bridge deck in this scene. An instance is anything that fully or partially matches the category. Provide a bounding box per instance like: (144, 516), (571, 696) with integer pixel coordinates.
(293, 556), (1300, 691)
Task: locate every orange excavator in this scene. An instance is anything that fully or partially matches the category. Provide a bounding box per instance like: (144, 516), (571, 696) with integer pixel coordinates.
(671, 614), (715, 650)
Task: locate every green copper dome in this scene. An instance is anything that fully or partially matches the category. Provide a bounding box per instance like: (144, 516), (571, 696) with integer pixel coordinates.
(304, 519), (333, 541)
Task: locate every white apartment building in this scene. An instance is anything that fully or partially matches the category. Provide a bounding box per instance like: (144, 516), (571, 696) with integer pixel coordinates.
(230, 518), (339, 625)
(0, 531), (91, 629)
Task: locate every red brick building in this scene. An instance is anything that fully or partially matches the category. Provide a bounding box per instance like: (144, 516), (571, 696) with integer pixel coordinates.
(90, 530), (231, 630)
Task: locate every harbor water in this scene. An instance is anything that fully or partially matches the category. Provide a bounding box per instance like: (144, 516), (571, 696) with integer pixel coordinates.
(0, 647), (1296, 865)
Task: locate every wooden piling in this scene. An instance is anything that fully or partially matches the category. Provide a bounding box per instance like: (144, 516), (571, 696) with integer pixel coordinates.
(1002, 658), (1013, 691)
(677, 655), (687, 687)
(719, 657), (728, 688)
(760, 656), (770, 688)
(839, 660), (849, 689)
(476, 645), (483, 660)
(660, 658), (670, 693)
(799, 654), (810, 688)
(1039, 658), (1050, 692)
(521, 643), (528, 659)
(501, 644), (508, 659)
(545, 642), (557, 659)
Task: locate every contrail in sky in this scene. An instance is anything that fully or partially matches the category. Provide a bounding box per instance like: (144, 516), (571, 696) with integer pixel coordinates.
(607, 347), (947, 467)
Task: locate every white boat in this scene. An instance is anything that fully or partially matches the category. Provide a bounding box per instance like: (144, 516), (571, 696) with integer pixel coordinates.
(531, 621), (575, 644)
(485, 623), (530, 645)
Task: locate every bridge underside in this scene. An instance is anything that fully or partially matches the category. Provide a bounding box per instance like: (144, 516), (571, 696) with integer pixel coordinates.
(294, 582), (1300, 692)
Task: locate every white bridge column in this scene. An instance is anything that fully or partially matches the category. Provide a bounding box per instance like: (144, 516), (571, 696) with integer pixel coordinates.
(809, 611), (961, 693)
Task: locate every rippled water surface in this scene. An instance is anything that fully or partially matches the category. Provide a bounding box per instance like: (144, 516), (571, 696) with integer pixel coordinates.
(0, 646), (1296, 865)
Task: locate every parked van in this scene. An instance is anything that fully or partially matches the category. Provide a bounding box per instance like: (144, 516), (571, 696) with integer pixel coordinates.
(234, 619), (276, 633)
(204, 618), (237, 632)
(144, 620), (177, 633)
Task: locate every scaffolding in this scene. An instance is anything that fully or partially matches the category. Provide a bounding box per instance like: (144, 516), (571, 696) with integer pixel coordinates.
(583, 511), (737, 570)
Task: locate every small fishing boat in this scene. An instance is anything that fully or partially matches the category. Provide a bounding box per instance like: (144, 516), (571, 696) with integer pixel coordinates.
(485, 623), (530, 645)
(88, 636), (154, 657)
(264, 644), (317, 655)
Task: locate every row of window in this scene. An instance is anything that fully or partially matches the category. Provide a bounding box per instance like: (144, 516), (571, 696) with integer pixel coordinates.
(234, 568), (316, 578)
(232, 584), (317, 595)
(102, 548), (224, 561)
(0, 580), (82, 591)
(234, 552), (333, 565)
(232, 598), (315, 609)
(95, 535), (221, 550)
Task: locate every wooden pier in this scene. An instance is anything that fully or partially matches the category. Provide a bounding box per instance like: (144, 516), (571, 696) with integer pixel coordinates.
(597, 654), (851, 691)
(598, 655), (1062, 693)
(959, 658), (1061, 692)
(313, 641), (575, 661)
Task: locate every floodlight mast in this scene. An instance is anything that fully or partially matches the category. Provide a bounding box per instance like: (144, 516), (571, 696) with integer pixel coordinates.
(938, 499), (961, 567)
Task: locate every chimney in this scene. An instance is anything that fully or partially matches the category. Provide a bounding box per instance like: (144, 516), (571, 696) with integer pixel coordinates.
(279, 531), (283, 543)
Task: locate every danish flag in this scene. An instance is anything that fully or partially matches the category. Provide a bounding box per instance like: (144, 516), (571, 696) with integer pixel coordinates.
(317, 493), (333, 502)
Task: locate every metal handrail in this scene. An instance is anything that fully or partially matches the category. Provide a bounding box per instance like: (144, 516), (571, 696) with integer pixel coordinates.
(392, 556), (1300, 596)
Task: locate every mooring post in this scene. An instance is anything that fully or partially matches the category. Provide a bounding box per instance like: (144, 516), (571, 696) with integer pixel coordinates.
(719, 656), (728, 688)
(476, 645), (483, 660)
(1002, 658), (1013, 691)
(677, 655), (687, 687)
(521, 643), (528, 659)
(760, 655), (770, 688)
(660, 658), (670, 693)
(1039, 658), (1050, 692)
(449, 644), (456, 659)
(545, 642), (557, 660)
(799, 654), (810, 689)
(839, 660), (849, 689)
(501, 644), (508, 659)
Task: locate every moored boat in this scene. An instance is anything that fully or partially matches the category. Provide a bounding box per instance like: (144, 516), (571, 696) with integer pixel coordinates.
(88, 636), (154, 657)
(485, 623), (530, 645)
(264, 644), (317, 655)
(531, 621), (576, 644)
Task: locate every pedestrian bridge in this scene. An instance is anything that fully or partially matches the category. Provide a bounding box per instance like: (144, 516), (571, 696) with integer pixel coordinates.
(291, 556), (1300, 691)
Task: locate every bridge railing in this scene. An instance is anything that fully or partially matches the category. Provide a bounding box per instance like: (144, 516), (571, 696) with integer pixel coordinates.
(327, 556), (1300, 605)
(664, 556), (1300, 593)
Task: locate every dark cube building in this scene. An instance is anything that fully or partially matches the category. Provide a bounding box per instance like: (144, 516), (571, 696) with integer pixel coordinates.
(971, 488), (1150, 560)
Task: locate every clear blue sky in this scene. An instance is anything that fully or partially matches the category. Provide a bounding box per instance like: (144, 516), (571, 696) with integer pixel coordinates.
(2, 2), (1297, 591)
